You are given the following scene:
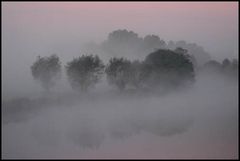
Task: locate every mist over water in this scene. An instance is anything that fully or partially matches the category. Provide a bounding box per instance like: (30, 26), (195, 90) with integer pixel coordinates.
(2, 72), (238, 159)
(2, 2), (238, 159)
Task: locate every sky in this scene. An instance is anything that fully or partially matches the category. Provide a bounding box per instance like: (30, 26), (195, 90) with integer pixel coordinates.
(1, 1), (239, 98)
(2, 2), (238, 58)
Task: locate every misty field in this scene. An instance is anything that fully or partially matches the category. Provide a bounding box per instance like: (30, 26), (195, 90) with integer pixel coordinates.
(2, 73), (238, 159)
(2, 2), (238, 159)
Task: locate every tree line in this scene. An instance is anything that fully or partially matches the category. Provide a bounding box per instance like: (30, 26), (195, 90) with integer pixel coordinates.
(31, 48), (197, 93)
(84, 29), (210, 66)
(201, 58), (238, 78)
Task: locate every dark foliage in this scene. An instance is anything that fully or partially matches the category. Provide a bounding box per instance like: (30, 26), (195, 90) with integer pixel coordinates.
(31, 54), (61, 91)
(66, 55), (104, 92)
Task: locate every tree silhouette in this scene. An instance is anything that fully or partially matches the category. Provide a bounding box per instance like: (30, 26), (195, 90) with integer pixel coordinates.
(203, 60), (222, 73)
(31, 54), (61, 92)
(144, 49), (195, 89)
(128, 60), (145, 89)
(174, 47), (198, 68)
(231, 59), (239, 78)
(101, 29), (144, 59)
(222, 58), (231, 68)
(105, 57), (132, 90)
(222, 58), (238, 78)
(231, 59), (238, 71)
(143, 34), (166, 53)
(66, 55), (104, 92)
(166, 40), (210, 66)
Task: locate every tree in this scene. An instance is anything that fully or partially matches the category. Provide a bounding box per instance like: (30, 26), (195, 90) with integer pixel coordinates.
(203, 60), (222, 73)
(221, 58), (231, 74)
(31, 54), (61, 92)
(231, 59), (238, 71)
(128, 60), (145, 89)
(222, 58), (238, 78)
(222, 58), (231, 68)
(66, 55), (104, 92)
(105, 57), (132, 90)
(174, 47), (198, 69)
(142, 35), (166, 53)
(166, 40), (211, 67)
(101, 29), (144, 59)
(107, 29), (141, 44)
(144, 49), (195, 89)
(174, 47), (188, 55)
(231, 59), (239, 78)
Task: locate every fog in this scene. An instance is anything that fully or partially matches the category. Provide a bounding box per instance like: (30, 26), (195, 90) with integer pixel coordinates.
(2, 73), (238, 159)
(2, 2), (238, 99)
(2, 2), (238, 159)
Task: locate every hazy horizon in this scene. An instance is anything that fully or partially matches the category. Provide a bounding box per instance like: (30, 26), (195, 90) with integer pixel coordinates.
(2, 2), (238, 159)
(2, 2), (238, 98)
(2, 2), (238, 58)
